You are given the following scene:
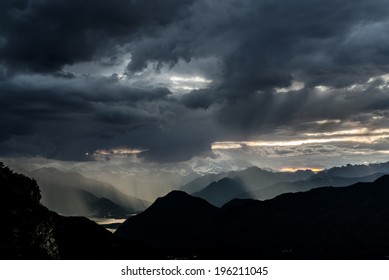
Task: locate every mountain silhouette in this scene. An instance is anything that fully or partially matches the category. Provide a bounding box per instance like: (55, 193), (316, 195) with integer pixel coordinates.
(239, 172), (386, 200)
(118, 175), (389, 259)
(0, 163), (155, 259)
(115, 191), (219, 248)
(192, 177), (248, 207)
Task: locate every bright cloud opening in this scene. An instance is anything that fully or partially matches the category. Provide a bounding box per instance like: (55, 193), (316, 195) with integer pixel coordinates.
(92, 148), (147, 156)
(169, 75), (212, 92)
(275, 80), (305, 93)
(212, 129), (389, 150)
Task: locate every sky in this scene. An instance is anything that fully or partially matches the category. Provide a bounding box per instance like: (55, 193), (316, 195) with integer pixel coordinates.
(1, 0), (389, 179)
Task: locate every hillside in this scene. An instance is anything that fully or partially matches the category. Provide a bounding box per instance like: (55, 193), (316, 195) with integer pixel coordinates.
(117, 175), (389, 259)
(115, 191), (219, 246)
(0, 163), (154, 259)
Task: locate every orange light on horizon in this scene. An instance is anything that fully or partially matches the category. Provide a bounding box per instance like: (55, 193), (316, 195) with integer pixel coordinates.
(280, 167), (324, 173)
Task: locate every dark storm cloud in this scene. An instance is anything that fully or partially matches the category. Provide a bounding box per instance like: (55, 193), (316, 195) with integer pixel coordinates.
(0, 76), (163, 158)
(128, 0), (389, 92)
(0, 75), (218, 161)
(168, 0), (389, 138)
(1, 0), (389, 162)
(0, 0), (194, 74)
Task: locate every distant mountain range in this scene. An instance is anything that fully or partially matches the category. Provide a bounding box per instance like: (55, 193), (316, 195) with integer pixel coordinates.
(184, 162), (389, 206)
(192, 177), (247, 207)
(239, 172), (386, 200)
(181, 166), (314, 193)
(27, 168), (150, 218)
(117, 175), (389, 259)
(323, 161), (389, 177)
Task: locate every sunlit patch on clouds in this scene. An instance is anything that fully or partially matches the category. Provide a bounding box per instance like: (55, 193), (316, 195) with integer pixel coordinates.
(208, 115), (389, 171)
(170, 75), (212, 92)
(84, 57), (217, 95)
(211, 142), (389, 173)
(90, 148), (147, 157)
(304, 128), (389, 137)
(211, 126), (389, 172)
(275, 72), (389, 96)
(275, 72), (389, 95)
(367, 73), (389, 83)
(211, 135), (389, 149)
(275, 80), (305, 93)
(313, 119), (341, 125)
(315, 85), (331, 92)
(63, 53), (215, 94)
(317, 72), (389, 93)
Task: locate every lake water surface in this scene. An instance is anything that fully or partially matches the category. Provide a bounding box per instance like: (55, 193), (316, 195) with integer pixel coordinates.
(90, 216), (134, 233)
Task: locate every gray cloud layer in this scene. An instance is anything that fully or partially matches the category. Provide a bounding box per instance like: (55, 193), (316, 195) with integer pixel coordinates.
(1, 0), (389, 162)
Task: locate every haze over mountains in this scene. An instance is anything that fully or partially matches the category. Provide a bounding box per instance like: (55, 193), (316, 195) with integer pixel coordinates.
(181, 166), (314, 193)
(3, 156), (253, 202)
(186, 162), (389, 207)
(11, 160), (389, 216)
(3, 160), (389, 259)
(25, 168), (150, 218)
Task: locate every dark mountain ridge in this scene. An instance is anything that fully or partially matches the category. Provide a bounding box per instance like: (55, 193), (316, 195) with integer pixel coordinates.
(115, 191), (219, 244)
(238, 172), (387, 200)
(117, 175), (389, 259)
